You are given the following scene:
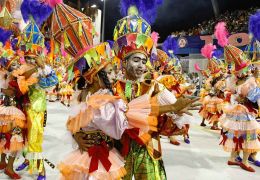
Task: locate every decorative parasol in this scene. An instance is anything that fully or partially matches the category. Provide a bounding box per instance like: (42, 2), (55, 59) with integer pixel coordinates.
(50, 1), (94, 60)
(0, 6), (13, 29)
(21, 18), (45, 54)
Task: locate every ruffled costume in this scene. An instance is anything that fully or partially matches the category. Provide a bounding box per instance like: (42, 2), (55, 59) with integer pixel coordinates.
(0, 69), (27, 154)
(59, 84), (74, 98)
(157, 75), (191, 136)
(59, 90), (126, 179)
(219, 77), (260, 153)
(113, 80), (175, 180)
(200, 95), (223, 124)
(58, 88), (160, 179)
(12, 64), (58, 173)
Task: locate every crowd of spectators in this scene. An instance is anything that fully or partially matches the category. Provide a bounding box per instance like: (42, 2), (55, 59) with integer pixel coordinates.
(172, 7), (259, 37)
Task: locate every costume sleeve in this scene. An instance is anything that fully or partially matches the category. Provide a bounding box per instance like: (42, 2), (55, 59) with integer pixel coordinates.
(236, 77), (259, 103)
(67, 95), (129, 139)
(92, 99), (128, 140)
(247, 87), (260, 103)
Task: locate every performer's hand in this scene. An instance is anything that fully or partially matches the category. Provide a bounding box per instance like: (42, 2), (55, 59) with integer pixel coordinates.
(73, 132), (94, 153)
(23, 67), (37, 79)
(177, 108), (193, 116)
(35, 57), (45, 69)
(159, 97), (199, 115)
(172, 97), (199, 113)
(1, 88), (15, 97)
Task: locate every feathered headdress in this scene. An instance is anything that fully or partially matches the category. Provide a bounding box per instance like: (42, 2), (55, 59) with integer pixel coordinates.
(200, 44), (221, 75)
(21, 0), (52, 27)
(113, 1), (161, 62)
(249, 11), (260, 42)
(215, 22), (249, 72)
(214, 22), (228, 48)
(0, 27), (12, 45)
(249, 11), (260, 64)
(120, 0), (163, 24)
(44, 0), (94, 61)
(194, 63), (209, 78)
(162, 35), (178, 58)
(201, 44), (216, 59)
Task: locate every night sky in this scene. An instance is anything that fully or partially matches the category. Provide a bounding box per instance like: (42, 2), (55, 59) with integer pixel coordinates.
(103, 0), (260, 42)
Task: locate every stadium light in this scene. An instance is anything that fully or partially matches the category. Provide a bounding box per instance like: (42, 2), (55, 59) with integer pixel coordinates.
(101, 0), (106, 41)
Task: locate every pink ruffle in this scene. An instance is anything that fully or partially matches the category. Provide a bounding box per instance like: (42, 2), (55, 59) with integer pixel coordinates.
(126, 94), (158, 133)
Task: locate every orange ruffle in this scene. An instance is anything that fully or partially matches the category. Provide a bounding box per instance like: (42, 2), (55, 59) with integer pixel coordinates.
(59, 165), (126, 180)
(67, 93), (158, 143)
(9, 138), (25, 152)
(11, 64), (38, 94)
(16, 76), (38, 95)
(67, 104), (92, 134)
(126, 94), (159, 143)
(0, 122), (26, 133)
(0, 135), (26, 153)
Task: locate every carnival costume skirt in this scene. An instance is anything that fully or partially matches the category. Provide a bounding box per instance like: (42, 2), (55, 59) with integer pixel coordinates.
(199, 96), (223, 123)
(58, 148), (126, 180)
(219, 104), (260, 153)
(0, 105), (26, 153)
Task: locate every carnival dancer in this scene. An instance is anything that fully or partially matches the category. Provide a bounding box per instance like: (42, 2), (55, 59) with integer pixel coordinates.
(61, 1), (199, 179)
(162, 36), (199, 145)
(0, 30), (27, 179)
(59, 82), (74, 107)
(200, 44), (225, 130)
(155, 48), (196, 146)
(58, 42), (130, 180)
(194, 65), (211, 127)
(14, 1), (58, 179)
(111, 1), (199, 179)
(215, 22), (260, 172)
